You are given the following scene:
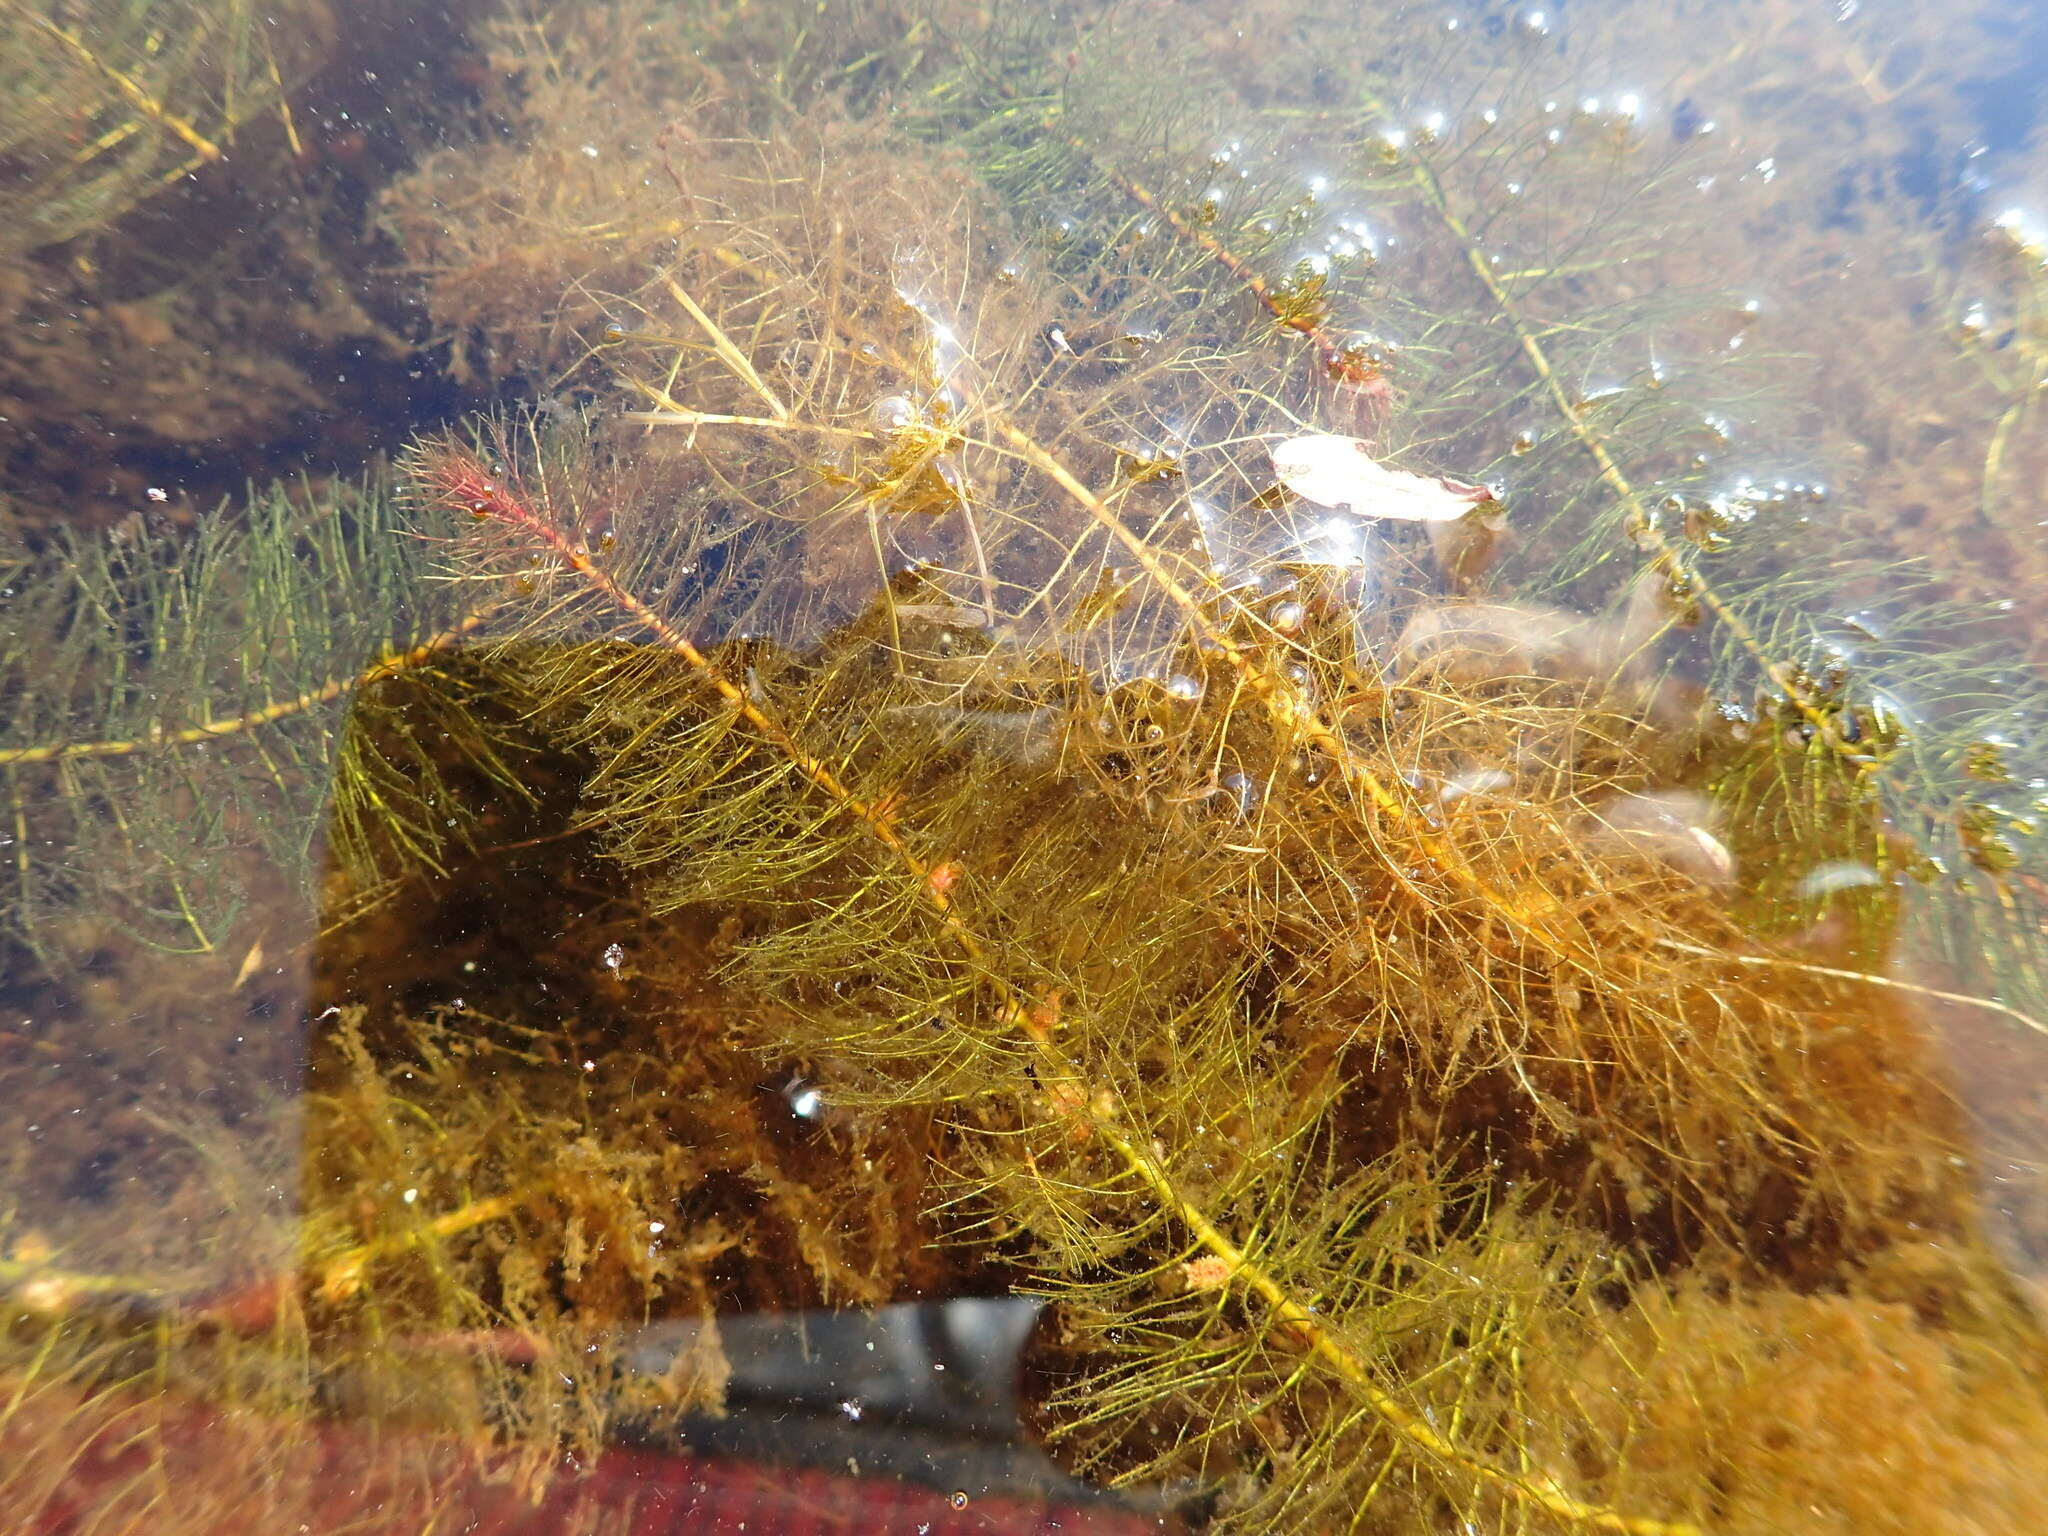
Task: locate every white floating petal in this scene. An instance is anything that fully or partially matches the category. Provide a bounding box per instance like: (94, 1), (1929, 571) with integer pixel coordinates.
(1271, 434), (1492, 522)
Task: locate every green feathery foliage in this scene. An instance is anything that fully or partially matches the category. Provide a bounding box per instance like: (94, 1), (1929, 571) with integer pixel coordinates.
(0, 0), (328, 257)
(876, 0), (2048, 1014)
(0, 475), (502, 968)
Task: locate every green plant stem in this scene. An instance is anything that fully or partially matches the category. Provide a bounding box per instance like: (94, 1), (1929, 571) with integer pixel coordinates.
(1393, 140), (1860, 768)
(0, 612), (493, 767)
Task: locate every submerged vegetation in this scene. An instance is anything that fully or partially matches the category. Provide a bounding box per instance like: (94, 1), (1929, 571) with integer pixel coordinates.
(0, 0), (325, 256)
(3, 1), (2048, 1532)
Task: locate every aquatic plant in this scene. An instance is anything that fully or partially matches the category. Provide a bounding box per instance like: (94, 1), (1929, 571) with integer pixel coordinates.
(0, 0), (333, 258)
(4, 2), (2048, 1533)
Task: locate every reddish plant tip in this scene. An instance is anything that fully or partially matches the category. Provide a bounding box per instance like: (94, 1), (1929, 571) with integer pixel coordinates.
(412, 444), (537, 532)
(415, 447), (496, 512)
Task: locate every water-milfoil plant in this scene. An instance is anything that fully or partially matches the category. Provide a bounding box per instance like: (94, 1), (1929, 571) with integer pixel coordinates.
(367, 100), (2036, 1527)
(6, 3), (2048, 1534)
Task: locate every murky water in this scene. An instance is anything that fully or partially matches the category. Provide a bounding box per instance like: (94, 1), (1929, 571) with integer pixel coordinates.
(3, 3), (2047, 1533)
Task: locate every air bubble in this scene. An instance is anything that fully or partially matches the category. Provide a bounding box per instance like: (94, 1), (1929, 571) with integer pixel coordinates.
(1684, 497), (1748, 553)
(872, 395), (916, 430)
(1663, 571), (1702, 625)
(786, 1080), (824, 1119)
(1221, 772), (1263, 819)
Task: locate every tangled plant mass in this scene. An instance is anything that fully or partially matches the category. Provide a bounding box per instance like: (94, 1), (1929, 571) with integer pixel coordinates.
(4, 2), (2048, 1534)
(374, 77), (2042, 1531)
